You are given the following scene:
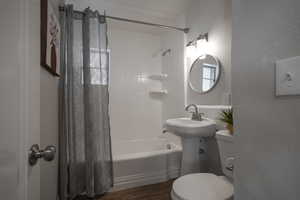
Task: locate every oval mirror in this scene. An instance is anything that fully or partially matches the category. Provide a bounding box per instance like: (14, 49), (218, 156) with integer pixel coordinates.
(188, 54), (221, 94)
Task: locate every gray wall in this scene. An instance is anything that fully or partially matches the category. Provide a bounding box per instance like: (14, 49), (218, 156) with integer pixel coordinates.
(232, 0), (300, 199)
(186, 0), (232, 105)
(40, 0), (61, 199)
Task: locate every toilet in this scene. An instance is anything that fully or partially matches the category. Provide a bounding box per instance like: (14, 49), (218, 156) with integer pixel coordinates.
(171, 130), (234, 200)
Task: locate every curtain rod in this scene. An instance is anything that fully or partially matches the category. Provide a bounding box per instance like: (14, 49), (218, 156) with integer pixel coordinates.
(59, 6), (190, 34)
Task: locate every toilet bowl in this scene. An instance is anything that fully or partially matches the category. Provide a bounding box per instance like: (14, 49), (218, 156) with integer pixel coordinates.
(171, 130), (234, 200)
(171, 174), (233, 200)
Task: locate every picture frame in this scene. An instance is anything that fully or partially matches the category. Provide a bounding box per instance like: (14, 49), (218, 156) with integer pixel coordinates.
(41, 0), (60, 77)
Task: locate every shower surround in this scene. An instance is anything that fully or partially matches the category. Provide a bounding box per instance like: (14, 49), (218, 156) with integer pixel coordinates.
(108, 26), (182, 190)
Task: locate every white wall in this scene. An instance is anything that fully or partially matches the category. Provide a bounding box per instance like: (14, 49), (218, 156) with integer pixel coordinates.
(160, 16), (186, 144)
(161, 16), (186, 122)
(232, 0), (300, 199)
(186, 0), (232, 105)
(109, 27), (163, 143)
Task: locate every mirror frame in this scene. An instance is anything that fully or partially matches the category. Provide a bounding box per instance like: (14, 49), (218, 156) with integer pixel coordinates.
(188, 54), (221, 94)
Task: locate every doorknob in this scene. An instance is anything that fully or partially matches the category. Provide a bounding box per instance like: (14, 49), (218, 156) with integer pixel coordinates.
(29, 144), (56, 166)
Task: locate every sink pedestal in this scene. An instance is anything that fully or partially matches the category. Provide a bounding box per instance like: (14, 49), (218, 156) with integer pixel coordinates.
(164, 118), (216, 175)
(181, 137), (208, 175)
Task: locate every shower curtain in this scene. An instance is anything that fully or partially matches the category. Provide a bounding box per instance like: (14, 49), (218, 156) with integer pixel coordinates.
(59, 5), (113, 199)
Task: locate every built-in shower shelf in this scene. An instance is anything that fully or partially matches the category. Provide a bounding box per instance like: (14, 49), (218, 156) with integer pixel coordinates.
(148, 74), (168, 81)
(149, 90), (168, 95)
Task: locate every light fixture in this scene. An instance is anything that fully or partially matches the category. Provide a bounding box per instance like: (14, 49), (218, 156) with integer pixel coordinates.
(197, 33), (209, 42)
(186, 40), (197, 47)
(186, 33), (209, 47)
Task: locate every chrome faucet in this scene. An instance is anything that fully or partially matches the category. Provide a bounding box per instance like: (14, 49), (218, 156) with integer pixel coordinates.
(185, 104), (203, 121)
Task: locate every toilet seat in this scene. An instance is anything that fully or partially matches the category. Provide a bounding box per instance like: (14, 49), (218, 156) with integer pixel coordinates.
(171, 173), (233, 200)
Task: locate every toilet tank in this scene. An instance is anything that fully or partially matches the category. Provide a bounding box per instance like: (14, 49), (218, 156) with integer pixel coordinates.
(216, 130), (235, 179)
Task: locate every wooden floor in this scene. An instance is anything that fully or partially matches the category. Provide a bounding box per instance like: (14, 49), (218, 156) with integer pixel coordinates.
(98, 180), (174, 200)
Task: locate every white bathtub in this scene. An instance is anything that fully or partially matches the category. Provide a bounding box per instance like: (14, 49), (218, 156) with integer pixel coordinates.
(112, 138), (182, 191)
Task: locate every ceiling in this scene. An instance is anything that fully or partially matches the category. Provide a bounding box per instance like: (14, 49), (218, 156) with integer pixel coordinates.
(105, 0), (192, 20)
(68, 0), (192, 21)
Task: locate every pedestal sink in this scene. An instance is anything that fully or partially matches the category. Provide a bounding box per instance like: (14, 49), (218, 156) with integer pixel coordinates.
(164, 118), (216, 175)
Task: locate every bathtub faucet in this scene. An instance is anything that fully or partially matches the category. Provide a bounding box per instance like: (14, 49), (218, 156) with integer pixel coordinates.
(185, 104), (203, 121)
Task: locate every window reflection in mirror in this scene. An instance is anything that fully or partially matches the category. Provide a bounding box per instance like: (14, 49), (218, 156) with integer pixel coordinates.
(189, 54), (221, 94)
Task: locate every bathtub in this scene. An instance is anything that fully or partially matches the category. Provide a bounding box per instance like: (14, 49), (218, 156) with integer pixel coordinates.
(112, 138), (182, 191)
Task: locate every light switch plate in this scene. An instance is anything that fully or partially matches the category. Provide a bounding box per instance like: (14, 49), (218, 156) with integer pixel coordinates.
(276, 56), (300, 96)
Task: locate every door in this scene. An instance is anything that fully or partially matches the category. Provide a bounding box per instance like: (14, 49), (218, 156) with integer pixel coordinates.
(0, 0), (34, 199)
(0, 0), (59, 200)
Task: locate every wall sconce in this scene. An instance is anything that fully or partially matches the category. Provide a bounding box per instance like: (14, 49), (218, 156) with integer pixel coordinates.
(186, 33), (209, 47)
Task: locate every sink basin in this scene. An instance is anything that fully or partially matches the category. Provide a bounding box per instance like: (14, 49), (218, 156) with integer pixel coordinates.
(165, 118), (216, 138)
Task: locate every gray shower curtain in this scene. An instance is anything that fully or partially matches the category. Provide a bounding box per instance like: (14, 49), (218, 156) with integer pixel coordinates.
(59, 5), (113, 200)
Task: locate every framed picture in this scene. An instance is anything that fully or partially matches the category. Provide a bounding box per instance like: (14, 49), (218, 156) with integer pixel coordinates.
(41, 0), (60, 76)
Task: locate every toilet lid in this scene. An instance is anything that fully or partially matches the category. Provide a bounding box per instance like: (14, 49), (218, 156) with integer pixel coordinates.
(172, 173), (233, 200)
